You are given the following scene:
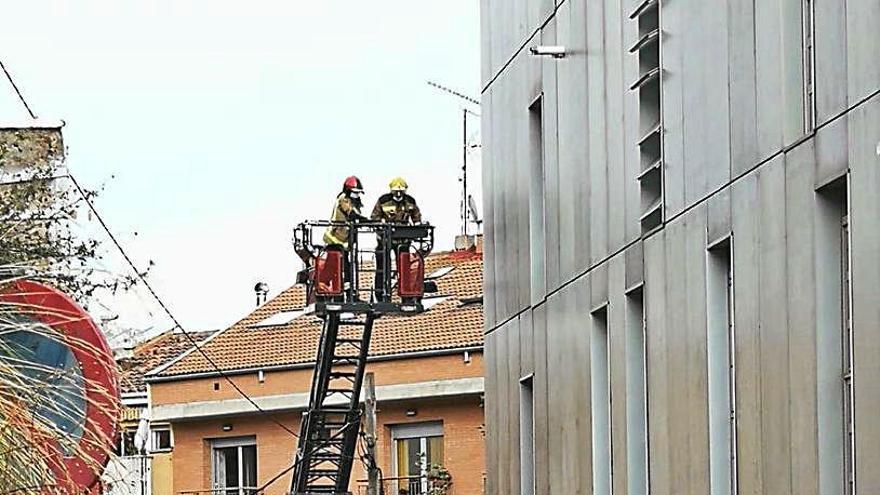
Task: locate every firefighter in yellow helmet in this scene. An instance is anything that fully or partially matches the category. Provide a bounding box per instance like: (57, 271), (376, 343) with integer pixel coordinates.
(370, 177), (422, 224)
(371, 177), (422, 301)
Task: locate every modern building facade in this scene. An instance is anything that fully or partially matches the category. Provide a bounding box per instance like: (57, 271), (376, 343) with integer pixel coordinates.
(480, 1), (880, 494)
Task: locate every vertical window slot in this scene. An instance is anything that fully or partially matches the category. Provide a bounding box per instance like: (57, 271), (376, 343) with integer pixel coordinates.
(591, 307), (612, 494)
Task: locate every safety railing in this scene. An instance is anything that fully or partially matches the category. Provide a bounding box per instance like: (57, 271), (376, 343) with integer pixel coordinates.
(293, 220), (434, 314)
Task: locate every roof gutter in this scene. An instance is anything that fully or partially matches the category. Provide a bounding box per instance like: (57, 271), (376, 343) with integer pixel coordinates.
(144, 345), (484, 384)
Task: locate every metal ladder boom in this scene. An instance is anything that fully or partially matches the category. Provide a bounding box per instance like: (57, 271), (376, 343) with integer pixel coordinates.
(291, 312), (375, 495)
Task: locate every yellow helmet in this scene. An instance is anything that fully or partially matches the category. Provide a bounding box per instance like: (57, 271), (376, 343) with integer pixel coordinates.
(389, 177), (408, 191)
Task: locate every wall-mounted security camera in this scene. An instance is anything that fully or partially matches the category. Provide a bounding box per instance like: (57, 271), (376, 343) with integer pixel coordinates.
(529, 45), (567, 58)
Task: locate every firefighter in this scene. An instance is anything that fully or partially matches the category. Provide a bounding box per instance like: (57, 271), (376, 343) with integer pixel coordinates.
(323, 176), (367, 298)
(370, 177), (422, 224)
(324, 175), (368, 248)
(370, 177), (422, 301)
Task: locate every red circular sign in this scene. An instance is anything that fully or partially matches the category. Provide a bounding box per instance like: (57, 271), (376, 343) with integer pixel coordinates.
(0, 280), (119, 492)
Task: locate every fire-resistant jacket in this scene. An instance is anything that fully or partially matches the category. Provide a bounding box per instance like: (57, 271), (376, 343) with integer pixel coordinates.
(323, 193), (363, 248)
(370, 193), (422, 224)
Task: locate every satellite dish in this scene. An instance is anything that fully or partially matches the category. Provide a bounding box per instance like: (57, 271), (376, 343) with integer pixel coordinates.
(467, 195), (482, 226)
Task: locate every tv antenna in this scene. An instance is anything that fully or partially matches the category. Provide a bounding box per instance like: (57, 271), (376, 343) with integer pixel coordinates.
(427, 80), (481, 236)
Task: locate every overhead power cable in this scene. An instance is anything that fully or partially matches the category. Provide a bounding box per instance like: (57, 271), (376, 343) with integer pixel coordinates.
(0, 58), (38, 119)
(64, 173), (301, 439)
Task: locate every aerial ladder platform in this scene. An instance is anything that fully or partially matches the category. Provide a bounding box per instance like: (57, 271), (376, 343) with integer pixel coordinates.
(290, 220), (434, 495)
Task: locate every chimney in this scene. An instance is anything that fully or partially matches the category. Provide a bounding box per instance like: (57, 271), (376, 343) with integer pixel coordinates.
(254, 282), (269, 307)
(454, 234), (475, 251)
(475, 234), (483, 253)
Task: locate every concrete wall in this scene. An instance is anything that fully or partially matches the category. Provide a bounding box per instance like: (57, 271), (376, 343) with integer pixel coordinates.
(481, 0), (880, 493)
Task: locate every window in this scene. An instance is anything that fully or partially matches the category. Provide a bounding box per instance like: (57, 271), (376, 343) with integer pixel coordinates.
(625, 288), (649, 495)
(151, 425), (173, 452)
(211, 437), (257, 495)
(802, 0), (816, 132)
(591, 308), (612, 494)
(117, 427), (139, 457)
(816, 178), (851, 495)
(707, 239), (736, 495)
(528, 94), (546, 302)
(520, 375), (536, 495)
(841, 214), (854, 495)
(391, 422), (444, 494)
(629, 0), (663, 234)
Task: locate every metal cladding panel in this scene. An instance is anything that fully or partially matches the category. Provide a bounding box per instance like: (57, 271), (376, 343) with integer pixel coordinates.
(480, 0), (493, 87)
(545, 280), (592, 495)
(493, 322), (510, 495)
(568, 275), (592, 494)
(483, 330), (499, 495)
(519, 311), (535, 378)
(506, 318), (522, 495)
(730, 171), (764, 494)
(849, 97), (880, 492)
(624, 241), (644, 291)
(681, 0), (731, 207)
(663, 219), (689, 495)
(585, 0), (609, 268)
(727, 0), (760, 176)
(531, 305), (551, 495)
(591, 263), (609, 311)
(780, 0), (806, 146)
(784, 141), (821, 494)
(707, 187), (731, 247)
(541, 21), (562, 292)
(754, 0), (785, 160)
(605, 0), (627, 252)
(846, 0), (880, 107)
(607, 255), (629, 495)
(757, 159), (794, 495)
(554, 0), (588, 282)
(684, 209), (710, 495)
(482, 89), (498, 330)
(659, 0), (686, 216)
(514, 55), (533, 313)
(814, 0), (849, 123)
(544, 292), (564, 495)
(644, 232), (670, 495)
(814, 112), (850, 188)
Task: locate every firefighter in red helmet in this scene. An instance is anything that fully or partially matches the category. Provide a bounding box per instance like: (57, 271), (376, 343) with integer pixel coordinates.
(324, 175), (367, 248)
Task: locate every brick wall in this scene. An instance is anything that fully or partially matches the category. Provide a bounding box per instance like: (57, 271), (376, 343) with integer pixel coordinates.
(169, 398), (485, 495)
(159, 352), (485, 495)
(151, 352), (483, 406)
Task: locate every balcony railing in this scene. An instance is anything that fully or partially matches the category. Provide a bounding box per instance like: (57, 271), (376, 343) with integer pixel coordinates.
(356, 475), (452, 495)
(178, 489), (258, 495)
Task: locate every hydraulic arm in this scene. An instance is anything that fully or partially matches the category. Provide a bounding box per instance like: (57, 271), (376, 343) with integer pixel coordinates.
(289, 221), (433, 495)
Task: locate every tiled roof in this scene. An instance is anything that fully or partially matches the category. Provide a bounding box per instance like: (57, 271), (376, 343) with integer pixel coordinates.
(154, 250), (484, 378)
(118, 330), (214, 393)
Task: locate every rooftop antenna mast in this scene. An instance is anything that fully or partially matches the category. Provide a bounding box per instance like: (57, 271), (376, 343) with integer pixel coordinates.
(427, 80), (480, 236)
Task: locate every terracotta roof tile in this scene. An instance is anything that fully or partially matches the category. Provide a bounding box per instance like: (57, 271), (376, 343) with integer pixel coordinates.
(118, 329), (214, 393)
(156, 250), (483, 377)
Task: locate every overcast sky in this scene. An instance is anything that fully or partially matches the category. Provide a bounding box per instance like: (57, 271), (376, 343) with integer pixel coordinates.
(1, 2), (481, 340)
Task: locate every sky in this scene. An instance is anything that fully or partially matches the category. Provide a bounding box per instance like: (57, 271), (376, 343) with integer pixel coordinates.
(0, 2), (482, 341)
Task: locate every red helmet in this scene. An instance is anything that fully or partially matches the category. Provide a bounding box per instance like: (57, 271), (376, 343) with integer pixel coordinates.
(343, 175), (364, 193)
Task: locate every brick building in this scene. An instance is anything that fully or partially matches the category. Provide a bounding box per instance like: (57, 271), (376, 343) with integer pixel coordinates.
(144, 247), (485, 495)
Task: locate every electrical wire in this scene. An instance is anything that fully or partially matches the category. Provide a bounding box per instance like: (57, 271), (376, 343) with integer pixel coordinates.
(0, 58), (37, 119)
(63, 173), (301, 439)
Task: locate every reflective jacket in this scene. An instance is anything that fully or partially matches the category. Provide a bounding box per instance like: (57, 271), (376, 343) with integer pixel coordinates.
(323, 193), (363, 248)
(370, 193), (422, 224)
